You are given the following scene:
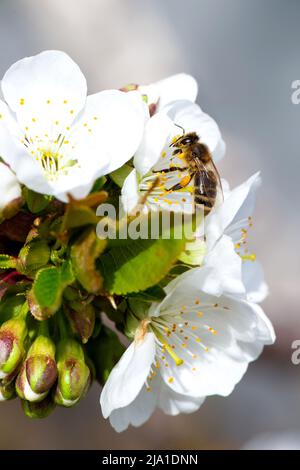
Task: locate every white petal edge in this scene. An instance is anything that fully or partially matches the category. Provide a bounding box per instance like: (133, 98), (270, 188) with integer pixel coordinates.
(0, 162), (21, 212)
(100, 332), (156, 419)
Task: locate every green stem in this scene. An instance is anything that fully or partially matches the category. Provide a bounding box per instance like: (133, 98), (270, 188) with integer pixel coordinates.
(38, 319), (49, 337)
(57, 310), (69, 339)
(18, 300), (29, 319)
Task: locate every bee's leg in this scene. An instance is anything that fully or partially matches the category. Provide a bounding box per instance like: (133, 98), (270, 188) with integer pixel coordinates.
(152, 166), (188, 174)
(167, 174), (193, 191)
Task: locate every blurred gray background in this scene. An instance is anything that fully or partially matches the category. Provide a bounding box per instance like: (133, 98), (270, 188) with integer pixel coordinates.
(0, 0), (300, 450)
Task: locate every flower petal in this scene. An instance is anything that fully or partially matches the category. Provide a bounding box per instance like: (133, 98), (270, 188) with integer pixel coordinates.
(109, 385), (157, 432)
(158, 382), (205, 416)
(242, 259), (269, 303)
(121, 169), (140, 213)
(162, 100), (225, 161)
(73, 90), (147, 176)
(0, 162), (21, 213)
(139, 73), (198, 112)
(134, 112), (173, 175)
(1, 50), (87, 136)
(159, 296), (274, 397)
(205, 172), (261, 249)
(100, 332), (156, 419)
(204, 234), (245, 297)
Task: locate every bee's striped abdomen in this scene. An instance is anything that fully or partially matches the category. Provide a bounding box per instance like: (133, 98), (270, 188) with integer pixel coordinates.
(194, 170), (217, 215)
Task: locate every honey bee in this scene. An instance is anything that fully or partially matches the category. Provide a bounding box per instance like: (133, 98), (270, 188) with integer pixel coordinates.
(161, 130), (223, 215)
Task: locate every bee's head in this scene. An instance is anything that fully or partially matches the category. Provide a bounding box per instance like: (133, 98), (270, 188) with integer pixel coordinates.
(170, 132), (199, 149)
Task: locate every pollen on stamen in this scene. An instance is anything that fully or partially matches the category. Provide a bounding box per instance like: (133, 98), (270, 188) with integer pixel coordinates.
(63, 100), (68, 104)
(208, 327), (218, 335)
(20, 98), (25, 105)
(46, 100), (51, 104)
(168, 377), (174, 384)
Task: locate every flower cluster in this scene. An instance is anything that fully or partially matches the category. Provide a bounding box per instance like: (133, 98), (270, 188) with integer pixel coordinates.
(0, 51), (274, 429)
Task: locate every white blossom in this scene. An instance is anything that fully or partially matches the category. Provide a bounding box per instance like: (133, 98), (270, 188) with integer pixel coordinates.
(0, 50), (147, 202)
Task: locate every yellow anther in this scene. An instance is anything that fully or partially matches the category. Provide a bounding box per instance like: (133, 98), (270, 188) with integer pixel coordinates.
(168, 377), (174, 384)
(241, 253), (256, 262)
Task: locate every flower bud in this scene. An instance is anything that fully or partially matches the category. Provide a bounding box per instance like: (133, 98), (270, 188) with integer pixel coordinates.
(0, 378), (16, 401)
(65, 302), (95, 344)
(16, 335), (57, 402)
(54, 339), (91, 407)
(0, 317), (27, 379)
(21, 394), (56, 419)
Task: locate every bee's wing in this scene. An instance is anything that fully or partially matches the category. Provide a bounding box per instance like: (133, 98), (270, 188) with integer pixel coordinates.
(193, 158), (224, 204)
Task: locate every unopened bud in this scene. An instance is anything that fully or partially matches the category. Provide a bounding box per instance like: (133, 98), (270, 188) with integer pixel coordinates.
(54, 339), (91, 407)
(16, 335), (57, 402)
(0, 370), (18, 401)
(0, 317), (27, 379)
(65, 302), (95, 344)
(21, 394), (56, 419)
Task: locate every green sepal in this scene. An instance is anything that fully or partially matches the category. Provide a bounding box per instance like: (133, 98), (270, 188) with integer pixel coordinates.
(70, 228), (106, 294)
(28, 261), (74, 320)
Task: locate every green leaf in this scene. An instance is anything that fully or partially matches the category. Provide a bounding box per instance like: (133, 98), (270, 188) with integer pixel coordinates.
(91, 176), (107, 192)
(98, 212), (192, 295)
(0, 254), (17, 269)
(0, 296), (25, 325)
(127, 285), (166, 302)
(61, 191), (108, 231)
(17, 240), (50, 275)
(109, 163), (132, 187)
(28, 261), (74, 320)
(70, 228), (106, 293)
(62, 204), (99, 230)
(24, 189), (50, 214)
